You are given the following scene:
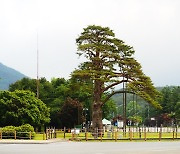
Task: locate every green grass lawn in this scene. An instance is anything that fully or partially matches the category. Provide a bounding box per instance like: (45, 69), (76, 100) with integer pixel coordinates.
(32, 131), (180, 141)
(33, 133), (44, 140)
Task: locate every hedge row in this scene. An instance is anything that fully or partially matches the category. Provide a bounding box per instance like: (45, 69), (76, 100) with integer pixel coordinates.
(0, 124), (35, 139)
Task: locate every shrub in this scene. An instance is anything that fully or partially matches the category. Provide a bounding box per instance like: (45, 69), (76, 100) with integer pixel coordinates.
(16, 124), (36, 139)
(1, 126), (15, 138)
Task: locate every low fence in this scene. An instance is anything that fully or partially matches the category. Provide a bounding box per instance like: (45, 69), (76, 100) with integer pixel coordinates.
(55, 126), (180, 141)
(0, 128), (56, 140)
(0, 126), (180, 141)
(0, 131), (34, 140)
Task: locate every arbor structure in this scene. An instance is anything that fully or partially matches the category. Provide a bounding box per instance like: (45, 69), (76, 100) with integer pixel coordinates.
(73, 25), (161, 132)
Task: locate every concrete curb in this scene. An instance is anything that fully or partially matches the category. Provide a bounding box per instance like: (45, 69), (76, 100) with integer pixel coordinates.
(0, 139), (67, 144)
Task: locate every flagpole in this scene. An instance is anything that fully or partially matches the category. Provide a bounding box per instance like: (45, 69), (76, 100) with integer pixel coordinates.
(36, 31), (39, 98)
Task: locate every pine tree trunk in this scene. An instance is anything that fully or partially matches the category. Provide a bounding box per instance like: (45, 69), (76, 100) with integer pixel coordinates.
(92, 101), (103, 137)
(92, 80), (103, 137)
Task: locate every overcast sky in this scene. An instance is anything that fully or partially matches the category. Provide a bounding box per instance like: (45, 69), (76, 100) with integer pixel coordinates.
(0, 0), (180, 87)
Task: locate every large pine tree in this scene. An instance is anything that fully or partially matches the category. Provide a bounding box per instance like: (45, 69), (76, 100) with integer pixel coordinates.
(73, 25), (161, 133)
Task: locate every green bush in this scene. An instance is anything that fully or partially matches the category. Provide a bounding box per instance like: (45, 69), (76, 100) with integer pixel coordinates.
(16, 124), (36, 139)
(1, 126), (15, 138)
(0, 124), (35, 139)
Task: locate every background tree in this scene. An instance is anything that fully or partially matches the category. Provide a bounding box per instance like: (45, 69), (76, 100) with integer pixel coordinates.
(0, 90), (50, 128)
(158, 86), (180, 125)
(9, 77), (54, 106)
(9, 77), (94, 128)
(175, 102), (180, 123)
(126, 101), (141, 118)
(73, 25), (161, 132)
(59, 97), (84, 128)
(102, 96), (117, 120)
(9, 77), (37, 92)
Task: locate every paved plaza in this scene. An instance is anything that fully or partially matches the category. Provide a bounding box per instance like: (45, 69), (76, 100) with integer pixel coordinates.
(0, 141), (180, 154)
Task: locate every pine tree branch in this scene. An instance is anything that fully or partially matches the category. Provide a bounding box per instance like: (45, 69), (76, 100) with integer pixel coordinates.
(102, 90), (135, 106)
(103, 79), (128, 92)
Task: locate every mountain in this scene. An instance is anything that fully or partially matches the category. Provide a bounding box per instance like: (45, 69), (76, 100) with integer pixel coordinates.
(0, 63), (26, 90)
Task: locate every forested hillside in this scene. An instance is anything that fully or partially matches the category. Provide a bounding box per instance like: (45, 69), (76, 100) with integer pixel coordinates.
(111, 86), (180, 126)
(0, 63), (26, 90)
(112, 87), (163, 106)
